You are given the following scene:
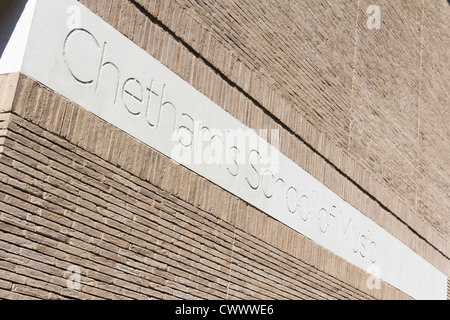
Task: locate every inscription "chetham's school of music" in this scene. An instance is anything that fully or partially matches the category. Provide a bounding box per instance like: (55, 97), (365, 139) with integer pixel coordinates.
(63, 27), (378, 264)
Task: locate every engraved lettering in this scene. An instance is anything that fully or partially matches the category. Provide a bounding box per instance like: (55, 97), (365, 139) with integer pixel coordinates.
(360, 234), (368, 258)
(328, 206), (337, 238)
(225, 129), (247, 166)
(63, 28), (100, 85)
(286, 186), (299, 214)
(145, 82), (177, 138)
(177, 113), (194, 148)
(206, 134), (224, 165)
(59, 23), (392, 275)
(369, 241), (377, 263)
(246, 150), (262, 190)
(194, 125), (211, 165)
(318, 208), (329, 233)
(122, 78), (143, 115)
(273, 178), (286, 205)
(298, 195), (311, 221)
(227, 146), (240, 177)
(341, 214), (352, 237)
(261, 169), (276, 199)
(351, 228), (360, 254)
(96, 42), (121, 104)
(145, 79), (159, 127)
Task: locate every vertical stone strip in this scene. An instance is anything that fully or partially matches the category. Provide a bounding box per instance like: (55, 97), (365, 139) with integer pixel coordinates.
(0, 72), (19, 155)
(0, 73), (19, 113)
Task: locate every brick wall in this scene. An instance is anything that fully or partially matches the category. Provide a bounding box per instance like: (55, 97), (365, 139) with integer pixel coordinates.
(0, 0), (448, 300)
(0, 74), (409, 299)
(100, 0), (448, 256)
(78, 0), (448, 271)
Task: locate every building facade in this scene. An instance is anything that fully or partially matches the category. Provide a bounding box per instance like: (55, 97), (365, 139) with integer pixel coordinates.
(0, 0), (448, 300)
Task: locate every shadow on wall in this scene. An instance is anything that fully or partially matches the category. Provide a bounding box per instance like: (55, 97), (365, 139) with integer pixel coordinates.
(0, 0), (27, 58)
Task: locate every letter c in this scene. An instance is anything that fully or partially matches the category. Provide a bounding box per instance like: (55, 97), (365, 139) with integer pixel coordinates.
(318, 208), (329, 233)
(261, 170), (276, 199)
(64, 29), (101, 84)
(369, 241), (377, 263)
(246, 150), (262, 190)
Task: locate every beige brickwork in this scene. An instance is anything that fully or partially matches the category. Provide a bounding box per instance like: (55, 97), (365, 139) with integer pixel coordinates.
(86, 0), (448, 257)
(0, 74), (410, 299)
(0, 0), (448, 300)
(78, 0), (448, 271)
